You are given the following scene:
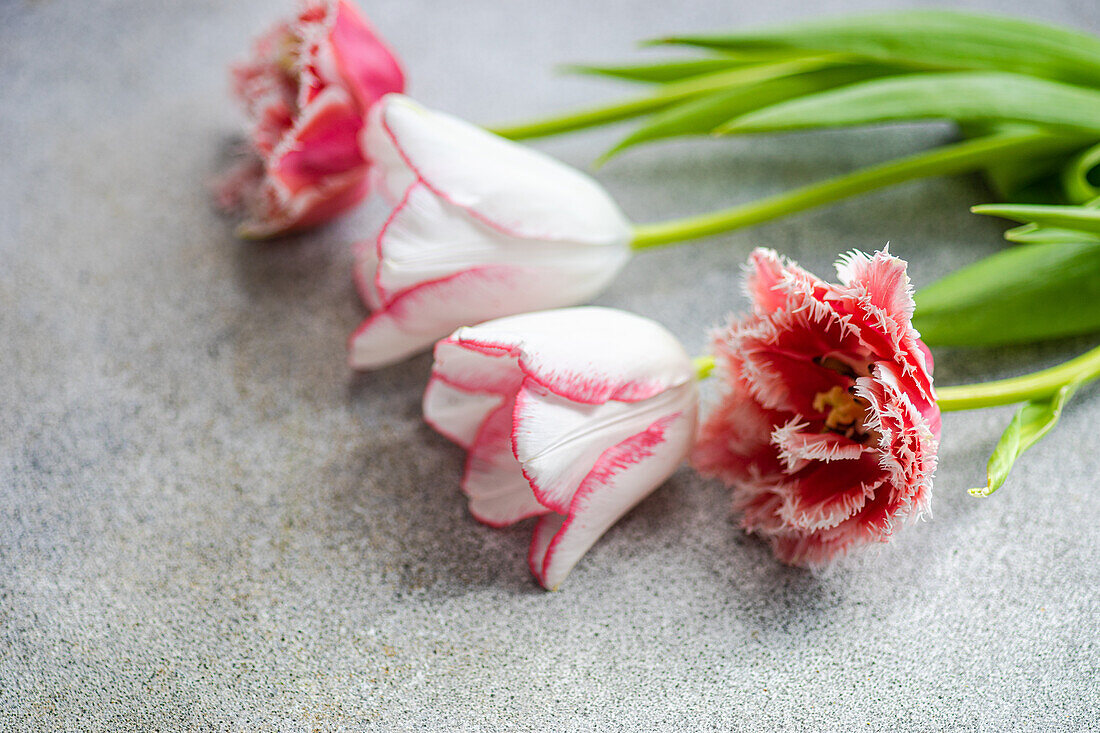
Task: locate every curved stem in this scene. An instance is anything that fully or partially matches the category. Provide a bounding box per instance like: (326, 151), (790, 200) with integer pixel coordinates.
(937, 343), (1100, 412)
(630, 130), (1075, 250)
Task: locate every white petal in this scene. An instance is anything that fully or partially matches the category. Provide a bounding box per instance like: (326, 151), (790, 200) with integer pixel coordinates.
(447, 307), (695, 403)
(352, 238), (383, 311)
(362, 94), (633, 246)
(532, 405), (697, 590)
(462, 400), (548, 527)
(422, 376), (504, 451)
(513, 380), (697, 515)
(372, 183), (628, 304)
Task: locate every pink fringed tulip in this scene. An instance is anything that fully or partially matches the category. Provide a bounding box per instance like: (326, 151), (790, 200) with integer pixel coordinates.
(217, 0), (404, 238)
(693, 248), (941, 567)
(348, 95), (633, 370)
(423, 307), (698, 590)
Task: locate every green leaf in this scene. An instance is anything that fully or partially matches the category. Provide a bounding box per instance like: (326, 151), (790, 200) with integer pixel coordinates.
(913, 241), (1100, 346)
(971, 380), (1081, 496)
(654, 10), (1100, 88)
(716, 72), (1100, 136)
(1060, 143), (1100, 203)
(489, 56), (840, 141)
(562, 57), (756, 84)
(1003, 224), (1100, 244)
(600, 63), (900, 159)
(971, 202), (1100, 233)
(602, 63), (902, 159)
(960, 123), (1087, 201)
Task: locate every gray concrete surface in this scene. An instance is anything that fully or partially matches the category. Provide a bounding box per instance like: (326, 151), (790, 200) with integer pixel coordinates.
(2, 0), (1098, 730)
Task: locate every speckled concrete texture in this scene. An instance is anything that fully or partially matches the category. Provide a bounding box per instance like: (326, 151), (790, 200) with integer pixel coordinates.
(2, 0), (1098, 730)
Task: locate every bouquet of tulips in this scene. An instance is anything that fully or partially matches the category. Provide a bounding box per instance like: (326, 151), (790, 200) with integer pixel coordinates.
(215, 2), (1100, 589)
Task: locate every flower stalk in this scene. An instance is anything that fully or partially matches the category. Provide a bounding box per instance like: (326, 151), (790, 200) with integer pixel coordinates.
(936, 343), (1100, 411)
(628, 130), (1076, 250)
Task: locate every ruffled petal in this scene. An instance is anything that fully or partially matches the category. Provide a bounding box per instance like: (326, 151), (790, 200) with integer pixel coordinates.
(325, 0), (405, 110)
(267, 86), (366, 195)
(776, 453), (885, 531)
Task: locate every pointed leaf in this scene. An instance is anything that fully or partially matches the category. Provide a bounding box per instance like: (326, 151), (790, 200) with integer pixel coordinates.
(718, 72), (1100, 136)
(654, 10), (1100, 87)
(602, 63), (900, 158)
(971, 202), (1100, 233)
(1004, 224), (1100, 244)
(490, 56), (842, 141)
(961, 122), (1086, 200)
(971, 380), (1081, 496)
(1061, 143), (1100, 203)
(563, 57), (756, 84)
(913, 241), (1100, 346)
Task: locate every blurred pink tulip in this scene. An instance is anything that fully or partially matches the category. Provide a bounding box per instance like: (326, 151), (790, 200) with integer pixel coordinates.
(216, 0), (404, 237)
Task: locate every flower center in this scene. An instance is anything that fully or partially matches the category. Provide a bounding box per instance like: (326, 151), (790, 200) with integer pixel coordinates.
(276, 32), (302, 80)
(813, 385), (870, 434)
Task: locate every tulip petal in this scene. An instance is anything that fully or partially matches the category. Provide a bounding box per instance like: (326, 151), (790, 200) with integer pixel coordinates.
(777, 453), (885, 531)
(352, 237), (384, 311)
(371, 184), (627, 305)
(691, 386), (788, 486)
(237, 168), (369, 239)
(463, 401), (550, 527)
(529, 410), (695, 590)
(422, 376), (504, 451)
(326, 0), (405, 111)
(513, 380), (697, 515)
(772, 420), (867, 472)
(268, 86), (366, 195)
(745, 248), (804, 315)
(348, 265), (529, 370)
(444, 307), (695, 405)
(363, 96), (633, 246)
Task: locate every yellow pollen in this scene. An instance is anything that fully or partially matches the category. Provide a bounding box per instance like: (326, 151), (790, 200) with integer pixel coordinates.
(276, 33), (301, 76)
(813, 386), (865, 431)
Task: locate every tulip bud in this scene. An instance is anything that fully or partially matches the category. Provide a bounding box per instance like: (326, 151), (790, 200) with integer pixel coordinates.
(423, 307), (698, 589)
(348, 95), (633, 369)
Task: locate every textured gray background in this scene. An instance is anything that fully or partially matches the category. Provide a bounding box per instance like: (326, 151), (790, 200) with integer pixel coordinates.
(2, 0), (1098, 730)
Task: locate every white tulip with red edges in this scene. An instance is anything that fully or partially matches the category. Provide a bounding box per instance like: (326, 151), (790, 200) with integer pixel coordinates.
(348, 94), (633, 370)
(422, 307), (698, 590)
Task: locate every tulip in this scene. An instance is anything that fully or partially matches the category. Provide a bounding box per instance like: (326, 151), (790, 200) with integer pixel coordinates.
(216, 0), (405, 238)
(348, 95), (633, 370)
(692, 248), (941, 567)
(422, 307), (698, 590)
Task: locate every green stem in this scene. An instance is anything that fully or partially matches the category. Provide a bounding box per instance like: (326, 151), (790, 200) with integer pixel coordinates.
(937, 343), (1100, 412)
(487, 57), (837, 140)
(693, 355), (716, 380)
(630, 130), (1073, 249)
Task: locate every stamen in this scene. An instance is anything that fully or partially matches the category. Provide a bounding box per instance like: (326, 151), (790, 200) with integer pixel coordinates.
(276, 32), (301, 77)
(813, 385), (869, 432)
